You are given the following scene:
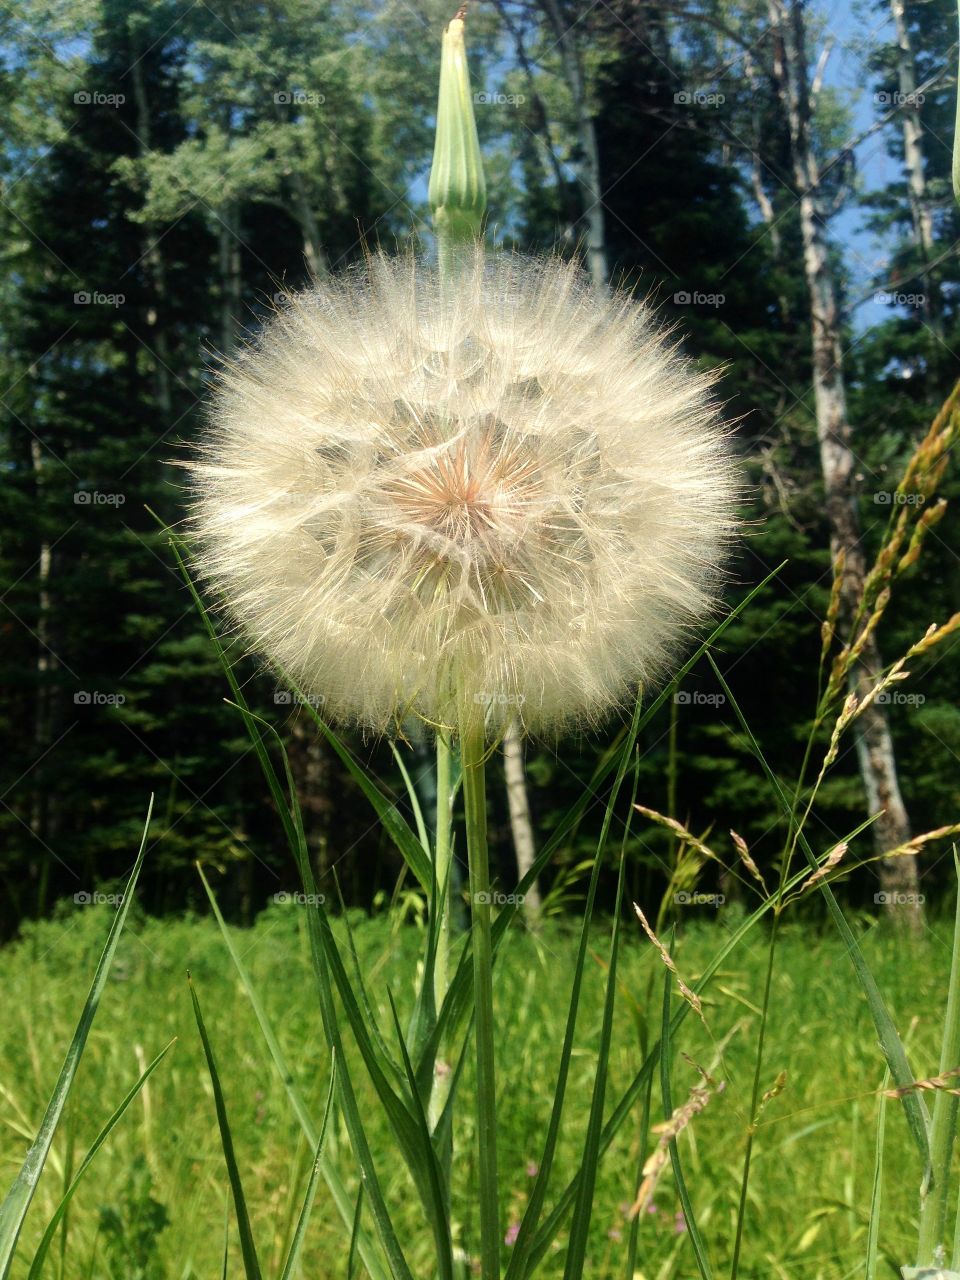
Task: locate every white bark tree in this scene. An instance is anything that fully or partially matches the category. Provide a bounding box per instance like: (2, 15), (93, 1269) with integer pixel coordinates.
(768, 0), (920, 922)
(503, 723), (542, 921)
(536, 0), (610, 284)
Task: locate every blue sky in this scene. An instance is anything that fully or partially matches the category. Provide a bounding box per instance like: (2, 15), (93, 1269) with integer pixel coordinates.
(821, 0), (909, 330)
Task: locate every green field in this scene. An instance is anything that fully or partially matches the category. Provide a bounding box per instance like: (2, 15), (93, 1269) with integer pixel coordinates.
(0, 900), (947, 1278)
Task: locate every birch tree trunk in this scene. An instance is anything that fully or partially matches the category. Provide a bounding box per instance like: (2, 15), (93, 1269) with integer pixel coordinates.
(888, 0), (939, 334)
(769, 0), (921, 925)
(538, 0), (609, 284)
(503, 722), (541, 921)
(289, 174), (328, 278)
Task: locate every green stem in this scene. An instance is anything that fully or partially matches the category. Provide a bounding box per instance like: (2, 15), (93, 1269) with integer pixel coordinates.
(429, 733), (455, 1132)
(730, 704), (821, 1280)
(917, 854), (960, 1266)
(460, 714), (500, 1280)
(729, 911), (780, 1280)
(434, 732), (454, 1014)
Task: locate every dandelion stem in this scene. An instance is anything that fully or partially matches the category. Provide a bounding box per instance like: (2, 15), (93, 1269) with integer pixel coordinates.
(434, 731), (454, 1016)
(460, 714), (500, 1280)
(429, 732), (456, 1131)
(916, 850), (960, 1266)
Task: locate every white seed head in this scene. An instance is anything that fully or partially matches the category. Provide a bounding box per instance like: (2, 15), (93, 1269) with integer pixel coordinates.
(190, 252), (738, 736)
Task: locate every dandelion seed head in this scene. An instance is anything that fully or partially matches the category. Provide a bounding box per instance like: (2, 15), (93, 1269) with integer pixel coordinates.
(190, 252), (738, 735)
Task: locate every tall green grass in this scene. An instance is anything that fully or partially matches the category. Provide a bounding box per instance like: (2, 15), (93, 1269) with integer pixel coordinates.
(0, 906), (950, 1277)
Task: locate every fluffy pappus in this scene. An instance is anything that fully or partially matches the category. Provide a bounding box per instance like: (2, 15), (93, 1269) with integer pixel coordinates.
(188, 251), (739, 737)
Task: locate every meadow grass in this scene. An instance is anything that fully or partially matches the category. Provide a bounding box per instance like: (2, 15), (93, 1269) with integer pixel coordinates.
(0, 898), (948, 1278)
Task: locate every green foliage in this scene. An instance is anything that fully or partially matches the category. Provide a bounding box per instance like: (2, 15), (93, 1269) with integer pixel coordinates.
(1, 0), (959, 940)
(0, 903), (953, 1275)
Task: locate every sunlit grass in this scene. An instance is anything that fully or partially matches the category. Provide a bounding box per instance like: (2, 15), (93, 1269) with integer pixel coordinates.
(0, 901), (948, 1277)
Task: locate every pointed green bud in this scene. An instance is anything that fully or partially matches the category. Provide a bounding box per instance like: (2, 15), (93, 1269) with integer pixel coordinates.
(428, 12), (487, 244)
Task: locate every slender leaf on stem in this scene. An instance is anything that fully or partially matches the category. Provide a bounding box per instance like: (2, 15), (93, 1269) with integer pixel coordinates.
(222, 1193), (230, 1280)
(263, 746), (415, 1280)
(293, 683), (432, 892)
(385, 993), (454, 1280)
(279, 1056), (338, 1280)
(348, 1187), (365, 1280)
(189, 977), (263, 1280)
(0, 797), (154, 1280)
(167, 544), (413, 1280)
(331, 871), (407, 1086)
(293, 869), (416, 1280)
(26, 1039), (175, 1280)
(390, 743), (431, 856)
(460, 715), (500, 1280)
(509, 716), (642, 1280)
(266, 715), (414, 1280)
(623, 1064), (654, 1280)
(660, 963), (713, 1280)
(197, 866), (389, 1280)
(917, 849), (960, 1267)
(865, 1070), (890, 1280)
(562, 845), (629, 1280)
(706, 653), (931, 1174)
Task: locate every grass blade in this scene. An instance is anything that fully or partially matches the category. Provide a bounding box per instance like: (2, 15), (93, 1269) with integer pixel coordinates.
(509, 721), (642, 1280)
(865, 1070), (890, 1280)
(524, 825), (874, 1271)
(348, 1187), (365, 1280)
(197, 867), (390, 1280)
(561, 843), (629, 1280)
(26, 1038), (175, 1279)
(168, 532), (413, 1280)
(707, 652), (931, 1174)
(389, 742), (430, 856)
(279, 1055), (338, 1280)
(0, 796), (154, 1278)
(660, 962), (713, 1280)
(189, 977), (263, 1280)
(917, 847), (960, 1265)
(385, 992), (454, 1280)
(292, 681), (433, 892)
